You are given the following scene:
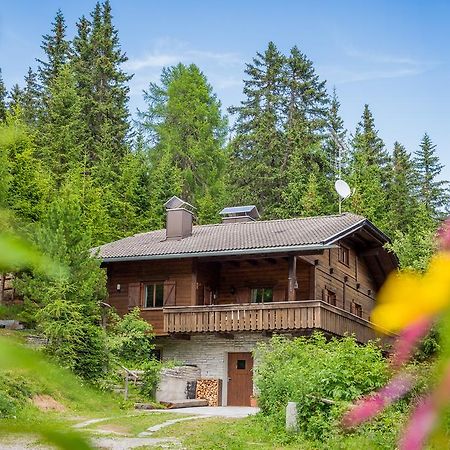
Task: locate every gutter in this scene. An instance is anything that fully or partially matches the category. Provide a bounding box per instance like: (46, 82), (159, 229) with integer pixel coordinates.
(99, 243), (338, 263)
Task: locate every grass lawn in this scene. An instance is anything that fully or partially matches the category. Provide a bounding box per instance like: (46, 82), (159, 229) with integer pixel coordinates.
(151, 414), (310, 450)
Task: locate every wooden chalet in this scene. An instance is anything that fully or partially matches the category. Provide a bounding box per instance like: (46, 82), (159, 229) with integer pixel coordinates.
(96, 197), (398, 406)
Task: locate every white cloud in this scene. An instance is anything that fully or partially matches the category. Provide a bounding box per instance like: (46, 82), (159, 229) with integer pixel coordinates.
(125, 38), (242, 72)
(322, 45), (439, 84)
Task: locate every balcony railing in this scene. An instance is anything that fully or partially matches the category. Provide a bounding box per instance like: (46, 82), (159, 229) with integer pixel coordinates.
(163, 301), (388, 344)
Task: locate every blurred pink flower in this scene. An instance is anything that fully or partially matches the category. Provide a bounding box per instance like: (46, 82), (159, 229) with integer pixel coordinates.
(400, 397), (436, 450)
(390, 317), (433, 370)
(437, 218), (450, 251)
(342, 373), (414, 428)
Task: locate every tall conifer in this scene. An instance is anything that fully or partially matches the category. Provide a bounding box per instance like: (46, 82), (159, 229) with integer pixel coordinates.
(37, 10), (71, 92)
(415, 133), (448, 217)
(0, 69), (7, 122)
(229, 42), (285, 216)
(348, 105), (389, 228)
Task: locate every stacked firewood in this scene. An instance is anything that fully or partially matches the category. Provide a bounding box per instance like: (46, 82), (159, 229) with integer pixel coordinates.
(195, 378), (222, 406)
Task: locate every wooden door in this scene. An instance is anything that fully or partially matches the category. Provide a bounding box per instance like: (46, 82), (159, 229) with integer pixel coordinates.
(227, 352), (253, 406)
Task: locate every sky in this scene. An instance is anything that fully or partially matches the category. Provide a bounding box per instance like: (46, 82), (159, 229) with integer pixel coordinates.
(1, 0), (449, 179)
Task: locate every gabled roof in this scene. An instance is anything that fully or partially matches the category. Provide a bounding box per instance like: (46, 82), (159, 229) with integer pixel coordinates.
(95, 212), (392, 263)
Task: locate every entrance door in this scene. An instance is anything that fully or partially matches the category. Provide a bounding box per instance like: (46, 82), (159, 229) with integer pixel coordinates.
(227, 352), (253, 406)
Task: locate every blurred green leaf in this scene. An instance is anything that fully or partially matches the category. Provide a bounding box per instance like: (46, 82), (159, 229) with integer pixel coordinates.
(0, 337), (94, 449)
(0, 233), (64, 277)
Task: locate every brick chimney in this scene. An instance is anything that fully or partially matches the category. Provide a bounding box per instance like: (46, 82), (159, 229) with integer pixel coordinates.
(164, 196), (195, 240)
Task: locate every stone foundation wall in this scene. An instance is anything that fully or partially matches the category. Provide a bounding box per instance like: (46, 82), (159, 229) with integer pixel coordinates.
(156, 332), (271, 405)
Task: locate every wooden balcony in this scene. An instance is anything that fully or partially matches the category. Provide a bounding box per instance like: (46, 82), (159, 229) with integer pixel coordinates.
(163, 301), (389, 344)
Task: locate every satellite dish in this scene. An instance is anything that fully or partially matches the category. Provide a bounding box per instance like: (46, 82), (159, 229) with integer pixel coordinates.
(335, 179), (352, 199)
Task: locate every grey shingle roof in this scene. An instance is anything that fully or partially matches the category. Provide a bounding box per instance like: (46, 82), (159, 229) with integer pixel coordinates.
(95, 213), (377, 261)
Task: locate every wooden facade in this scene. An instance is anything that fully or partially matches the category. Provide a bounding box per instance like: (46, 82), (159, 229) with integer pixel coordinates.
(105, 240), (386, 343)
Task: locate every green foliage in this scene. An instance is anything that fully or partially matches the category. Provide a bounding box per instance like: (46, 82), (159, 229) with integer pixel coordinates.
(0, 372), (34, 417)
(229, 42), (330, 218)
(0, 304), (24, 320)
(36, 299), (108, 381)
(140, 359), (162, 400)
(140, 62), (228, 219)
(348, 105), (390, 230)
(415, 133), (449, 217)
(254, 333), (389, 440)
(107, 307), (155, 367)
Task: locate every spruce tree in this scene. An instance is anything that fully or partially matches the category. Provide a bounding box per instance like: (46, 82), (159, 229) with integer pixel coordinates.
(39, 65), (89, 180)
(21, 68), (42, 126)
(7, 84), (23, 114)
(72, 1), (132, 167)
(326, 87), (347, 178)
(386, 142), (419, 234)
(37, 9), (71, 92)
(415, 133), (448, 217)
(348, 105), (389, 228)
(229, 42), (285, 216)
(0, 69), (7, 122)
(283, 46), (329, 156)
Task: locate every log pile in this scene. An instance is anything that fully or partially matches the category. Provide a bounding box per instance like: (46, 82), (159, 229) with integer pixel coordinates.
(195, 378), (222, 406)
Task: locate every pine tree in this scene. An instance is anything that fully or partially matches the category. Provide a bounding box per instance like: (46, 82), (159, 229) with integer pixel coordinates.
(415, 133), (448, 217)
(39, 65), (89, 180)
(37, 9), (71, 92)
(21, 68), (42, 126)
(0, 69), (7, 122)
(72, 1), (132, 167)
(283, 46), (329, 157)
(230, 43), (331, 217)
(386, 142), (419, 234)
(140, 63), (227, 211)
(326, 87), (347, 178)
(8, 84), (23, 113)
(348, 105), (389, 228)
(229, 42), (285, 216)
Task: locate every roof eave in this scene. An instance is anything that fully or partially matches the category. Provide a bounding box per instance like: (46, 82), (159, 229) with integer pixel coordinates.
(99, 243), (338, 263)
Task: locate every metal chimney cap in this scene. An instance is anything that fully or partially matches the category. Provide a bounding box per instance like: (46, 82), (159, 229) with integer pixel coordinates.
(164, 196), (196, 212)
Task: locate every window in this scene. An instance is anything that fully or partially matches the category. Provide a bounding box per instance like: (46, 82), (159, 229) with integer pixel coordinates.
(324, 289), (336, 306)
(251, 288), (273, 303)
(144, 283), (164, 308)
(338, 245), (350, 266)
(237, 360), (246, 370)
(351, 302), (363, 318)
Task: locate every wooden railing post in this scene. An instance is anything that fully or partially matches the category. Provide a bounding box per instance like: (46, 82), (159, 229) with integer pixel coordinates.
(288, 256), (297, 301)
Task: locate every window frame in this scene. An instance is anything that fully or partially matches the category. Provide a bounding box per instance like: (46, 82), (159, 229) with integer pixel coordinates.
(250, 287), (273, 304)
(338, 245), (350, 266)
(143, 282), (165, 309)
(324, 289), (337, 306)
(354, 302), (363, 318)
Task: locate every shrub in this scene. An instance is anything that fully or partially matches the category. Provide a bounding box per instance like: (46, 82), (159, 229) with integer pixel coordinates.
(36, 299), (109, 382)
(254, 333), (389, 441)
(0, 303), (24, 320)
(140, 359), (162, 400)
(107, 307), (155, 367)
(0, 372), (35, 418)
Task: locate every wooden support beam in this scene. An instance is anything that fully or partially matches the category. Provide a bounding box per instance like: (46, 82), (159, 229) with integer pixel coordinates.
(288, 256), (298, 301)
